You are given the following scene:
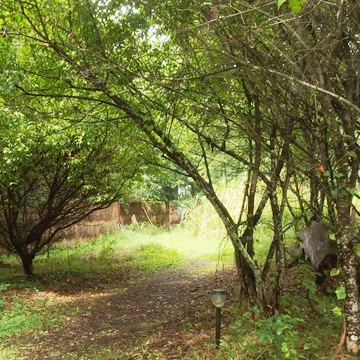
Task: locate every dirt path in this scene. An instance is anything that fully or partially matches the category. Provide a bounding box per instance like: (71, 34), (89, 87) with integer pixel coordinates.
(5, 261), (237, 359)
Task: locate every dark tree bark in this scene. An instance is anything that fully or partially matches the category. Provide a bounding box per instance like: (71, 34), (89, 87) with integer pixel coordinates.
(19, 250), (35, 277)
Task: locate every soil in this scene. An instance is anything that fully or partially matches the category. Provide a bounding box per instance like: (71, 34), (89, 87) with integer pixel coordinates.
(2, 261), (238, 360)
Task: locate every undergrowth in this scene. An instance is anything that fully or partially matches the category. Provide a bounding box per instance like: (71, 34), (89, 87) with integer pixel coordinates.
(0, 226), (356, 360)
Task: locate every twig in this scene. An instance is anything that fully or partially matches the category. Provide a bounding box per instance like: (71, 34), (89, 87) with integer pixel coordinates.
(141, 204), (154, 226)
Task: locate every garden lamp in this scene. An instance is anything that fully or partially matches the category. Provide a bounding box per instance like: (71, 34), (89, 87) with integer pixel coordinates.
(208, 289), (229, 349)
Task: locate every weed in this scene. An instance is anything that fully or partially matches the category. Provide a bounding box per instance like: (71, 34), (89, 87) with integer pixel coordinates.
(255, 314), (303, 359)
(0, 283), (11, 291)
(126, 241), (185, 271)
(0, 303), (44, 339)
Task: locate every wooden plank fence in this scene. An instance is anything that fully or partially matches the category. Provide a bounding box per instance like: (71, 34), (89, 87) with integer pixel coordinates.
(62, 202), (179, 242)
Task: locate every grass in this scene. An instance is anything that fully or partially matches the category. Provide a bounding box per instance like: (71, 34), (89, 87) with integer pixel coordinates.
(0, 225), (357, 360)
(0, 224), (232, 276)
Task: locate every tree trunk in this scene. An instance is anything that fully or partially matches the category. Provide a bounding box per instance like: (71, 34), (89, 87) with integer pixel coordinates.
(261, 187), (286, 315)
(19, 252), (35, 277)
(234, 246), (258, 306)
(318, 91), (360, 353)
(230, 231), (265, 310)
(338, 229), (360, 354)
(165, 201), (170, 230)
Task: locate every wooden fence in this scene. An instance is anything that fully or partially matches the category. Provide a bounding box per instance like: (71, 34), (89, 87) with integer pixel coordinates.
(62, 202), (179, 241)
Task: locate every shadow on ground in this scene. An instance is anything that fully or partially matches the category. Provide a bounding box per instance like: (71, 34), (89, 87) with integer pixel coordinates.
(1, 261), (238, 359)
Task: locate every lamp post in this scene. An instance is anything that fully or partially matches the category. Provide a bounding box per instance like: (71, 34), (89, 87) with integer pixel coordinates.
(208, 289), (229, 349)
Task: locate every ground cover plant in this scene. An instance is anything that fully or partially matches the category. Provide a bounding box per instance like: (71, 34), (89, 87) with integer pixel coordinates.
(0, 226), (357, 360)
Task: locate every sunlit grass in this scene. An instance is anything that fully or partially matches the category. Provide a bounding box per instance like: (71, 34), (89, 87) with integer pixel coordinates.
(0, 224), (235, 277)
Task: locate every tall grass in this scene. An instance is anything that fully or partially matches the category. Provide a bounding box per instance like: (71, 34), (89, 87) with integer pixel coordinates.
(180, 177), (277, 265)
(181, 177), (246, 235)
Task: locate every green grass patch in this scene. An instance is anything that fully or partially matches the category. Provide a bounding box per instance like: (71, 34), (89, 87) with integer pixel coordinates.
(0, 225), (234, 277)
(123, 241), (185, 271)
(0, 285), (51, 340)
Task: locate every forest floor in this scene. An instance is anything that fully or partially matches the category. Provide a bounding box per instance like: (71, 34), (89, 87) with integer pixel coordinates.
(0, 260), (239, 360)
(0, 226), (356, 360)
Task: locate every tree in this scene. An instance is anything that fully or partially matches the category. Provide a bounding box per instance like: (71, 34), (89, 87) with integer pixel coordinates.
(1, 0), (359, 353)
(145, 0), (360, 352)
(0, 0), (290, 311)
(0, 108), (139, 276)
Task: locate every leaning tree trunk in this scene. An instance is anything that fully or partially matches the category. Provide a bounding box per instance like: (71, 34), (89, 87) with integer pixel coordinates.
(234, 246), (259, 307)
(229, 231), (265, 310)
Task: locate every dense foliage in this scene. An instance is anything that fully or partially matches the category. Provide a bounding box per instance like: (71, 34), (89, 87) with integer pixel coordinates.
(0, 106), (140, 276)
(0, 0), (359, 354)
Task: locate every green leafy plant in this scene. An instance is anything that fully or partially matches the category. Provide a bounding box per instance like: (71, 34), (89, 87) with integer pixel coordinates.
(335, 286), (346, 300)
(255, 314), (303, 359)
(0, 283), (11, 291)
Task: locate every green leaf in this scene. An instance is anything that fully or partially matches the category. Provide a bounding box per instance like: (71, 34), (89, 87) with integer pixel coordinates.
(346, 187), (357, 196)
(332, 307), (342, 316)
(281, 342), (289, 353)
(355, 243), (360, 257)
(330, 268), (340, 277)
(276, 0), (287, 9)
(258, 332), (273, 344)
(335, 286), (346, 300)
(333, 171), (344, 178)
(289, 0), (307, 14)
